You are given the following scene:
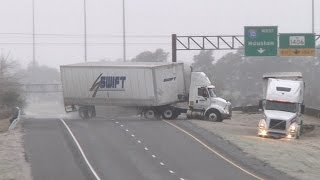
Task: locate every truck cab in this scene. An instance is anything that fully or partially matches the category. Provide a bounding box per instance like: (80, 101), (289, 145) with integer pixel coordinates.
(258, 72), (305, 139)
(186, 72), (232, 122)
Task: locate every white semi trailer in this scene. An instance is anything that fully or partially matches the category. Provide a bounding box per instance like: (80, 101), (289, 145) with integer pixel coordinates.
(258, 72), (305, 139)
(60, 62), (231, 121)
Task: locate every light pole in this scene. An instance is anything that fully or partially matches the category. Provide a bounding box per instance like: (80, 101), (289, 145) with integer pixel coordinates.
(122, 0), (126, 62)
(312, 0), (315, 33)
(84, 0), (88, 62)
(32, 0), (36, 66)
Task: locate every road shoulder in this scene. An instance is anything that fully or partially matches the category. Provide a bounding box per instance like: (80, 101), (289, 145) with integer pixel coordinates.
(0, 123), (33, 180)
(187, 112), (320, 180)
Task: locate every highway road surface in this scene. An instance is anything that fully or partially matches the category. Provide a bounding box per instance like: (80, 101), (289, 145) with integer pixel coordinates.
(22, 115), (293, 180)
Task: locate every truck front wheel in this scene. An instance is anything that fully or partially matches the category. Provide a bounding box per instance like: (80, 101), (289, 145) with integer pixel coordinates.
(205, 110), (222, 122)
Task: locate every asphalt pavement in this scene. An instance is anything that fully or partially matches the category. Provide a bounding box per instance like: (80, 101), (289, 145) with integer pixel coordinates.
(22, 115), (291, 180)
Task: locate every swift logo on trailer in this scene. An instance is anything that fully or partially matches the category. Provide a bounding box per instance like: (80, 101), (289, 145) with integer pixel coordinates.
(90, 73), (126, 97)
(163, 77), (176, 82)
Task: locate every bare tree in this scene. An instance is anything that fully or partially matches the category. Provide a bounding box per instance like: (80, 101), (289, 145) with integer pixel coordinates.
(0, 52), (19, 77)
(0, 52), (24, 118)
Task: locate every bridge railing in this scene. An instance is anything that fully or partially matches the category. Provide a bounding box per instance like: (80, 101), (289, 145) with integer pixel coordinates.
(11, 84), (63, 93)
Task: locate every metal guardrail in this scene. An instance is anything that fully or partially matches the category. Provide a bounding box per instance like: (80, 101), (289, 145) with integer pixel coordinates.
(305, 107), (320, 118)
(233, 105), (320, 118)
(9, 107), (21, 130)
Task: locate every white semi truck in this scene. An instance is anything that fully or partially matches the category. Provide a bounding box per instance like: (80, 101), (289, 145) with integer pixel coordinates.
(60, 62), (232, 121)
(258, 72), (305, 139)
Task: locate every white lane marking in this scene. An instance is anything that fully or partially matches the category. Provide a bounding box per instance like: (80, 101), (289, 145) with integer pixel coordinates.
(160, 162), (165, 166)
(152, 155), (156, 158)
(131, 134), (135, 137)
(144, 147), (149, 151)
(125, 129), (129, 132)
(137, 140), (142, 143)
(179, 178), (185, 180)
(120, 125), (124, 127)
(115, 121), (119, 124)
(60, 119), (101, 180)
(162, 120), (264, 180)
(169, 170), (175, 174)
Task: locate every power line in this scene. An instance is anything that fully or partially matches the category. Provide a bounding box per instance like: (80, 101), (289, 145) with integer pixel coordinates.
(0, 42), (170, 47)
(0, 32), (170, 38)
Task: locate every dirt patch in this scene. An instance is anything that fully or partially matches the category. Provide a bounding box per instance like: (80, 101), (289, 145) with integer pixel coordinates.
(190, 112), (320, 180)
(0, 118), (10, 133)
(0, 126), (33, 180)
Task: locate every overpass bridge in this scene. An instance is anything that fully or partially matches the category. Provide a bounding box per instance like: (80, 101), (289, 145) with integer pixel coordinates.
(15, 84), (63, 93)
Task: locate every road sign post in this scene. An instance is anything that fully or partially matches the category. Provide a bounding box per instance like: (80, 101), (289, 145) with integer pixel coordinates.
(244, 26), (278, 56)
(279, 33), (315, 56)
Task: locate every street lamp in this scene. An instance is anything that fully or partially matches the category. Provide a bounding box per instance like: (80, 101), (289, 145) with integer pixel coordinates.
(312, 0), (315, 33)
(122, 0), (126, 62)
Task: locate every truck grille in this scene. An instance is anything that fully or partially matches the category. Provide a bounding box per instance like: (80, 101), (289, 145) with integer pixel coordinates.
(269, 119), (286, 130)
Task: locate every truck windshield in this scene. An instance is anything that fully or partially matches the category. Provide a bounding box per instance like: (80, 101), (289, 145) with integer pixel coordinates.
(265, 100), (297, 113)
(207, 88), (217, 97)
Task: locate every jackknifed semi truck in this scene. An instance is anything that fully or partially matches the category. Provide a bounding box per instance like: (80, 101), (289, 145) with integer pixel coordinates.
(60, 62), (231, 121)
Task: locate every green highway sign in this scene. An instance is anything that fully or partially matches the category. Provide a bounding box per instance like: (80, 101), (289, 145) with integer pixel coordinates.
(279, 33), (315, 56)
(244, 26), (278, 56)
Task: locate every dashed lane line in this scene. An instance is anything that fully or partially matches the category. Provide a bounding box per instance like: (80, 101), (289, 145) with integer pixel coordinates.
(162, 120), (264, 180)
(115, 121), (187, 180)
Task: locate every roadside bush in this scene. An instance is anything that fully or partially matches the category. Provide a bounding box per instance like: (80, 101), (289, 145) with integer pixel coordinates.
(1, 90), (25, 108)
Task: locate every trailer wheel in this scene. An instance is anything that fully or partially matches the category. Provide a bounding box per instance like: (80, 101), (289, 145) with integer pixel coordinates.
(162, 108), (175, 120)
(79, 107), (89, 119)
(205, 110), (222, 122)
(88, 106), (96, 118)
(144, 109), (156, 119)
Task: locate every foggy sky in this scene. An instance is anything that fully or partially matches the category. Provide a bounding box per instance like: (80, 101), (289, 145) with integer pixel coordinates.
(0, 0), (319, 68)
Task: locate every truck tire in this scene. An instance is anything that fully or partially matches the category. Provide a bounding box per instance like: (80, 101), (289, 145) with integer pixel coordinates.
(88, 106), (96, 118)
(295, 126), (301, 139)
(162, 108), (175, 120)
(144, 109), (158, 119)
(79, 107), (89, 119)
(205, 110), (222, 122)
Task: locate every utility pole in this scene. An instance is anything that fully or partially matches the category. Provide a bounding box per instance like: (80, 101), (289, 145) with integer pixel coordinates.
(32, 0), (36, 66)
(84, 0), (88, 62)
(312, 0), (315, 33)
(122, 0), (126, 62)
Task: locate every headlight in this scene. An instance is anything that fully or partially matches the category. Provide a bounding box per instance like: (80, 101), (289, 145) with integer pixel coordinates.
(289, 123), (297, 133)
(258, 119), (266, 129)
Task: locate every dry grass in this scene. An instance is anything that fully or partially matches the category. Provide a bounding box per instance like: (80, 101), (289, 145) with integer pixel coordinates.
(0, 118), (10, 133)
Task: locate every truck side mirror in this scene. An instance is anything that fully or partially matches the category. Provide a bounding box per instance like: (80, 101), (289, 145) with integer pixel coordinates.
(258, 100), (263, 109)
(301, 104), (305, 114)
(258, 99), (264, 112)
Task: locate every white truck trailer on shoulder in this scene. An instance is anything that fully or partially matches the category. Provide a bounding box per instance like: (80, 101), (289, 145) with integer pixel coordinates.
(258, 72), (305, 139)
(60, 62), (232, 121)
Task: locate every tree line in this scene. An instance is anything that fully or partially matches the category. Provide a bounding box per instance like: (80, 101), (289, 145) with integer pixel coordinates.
(132, 47), (320, 108)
